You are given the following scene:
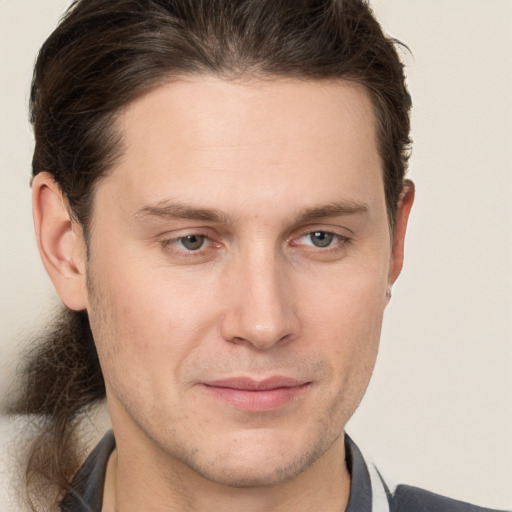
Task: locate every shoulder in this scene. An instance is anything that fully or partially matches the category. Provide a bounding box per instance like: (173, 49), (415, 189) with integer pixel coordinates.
(345, 434), (509, 512)
(390, 484), (508, 512)
(59, 430), (115, 512)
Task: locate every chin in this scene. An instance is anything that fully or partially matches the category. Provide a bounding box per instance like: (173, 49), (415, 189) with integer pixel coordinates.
(187, 431), (331, 488)
(193, 458), (310, 489)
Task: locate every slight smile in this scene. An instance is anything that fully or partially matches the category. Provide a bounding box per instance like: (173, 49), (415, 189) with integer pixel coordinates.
(201, 377), (311, 412)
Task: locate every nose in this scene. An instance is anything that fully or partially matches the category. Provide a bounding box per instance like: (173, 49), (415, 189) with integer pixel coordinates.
(220, 249), (299, 350)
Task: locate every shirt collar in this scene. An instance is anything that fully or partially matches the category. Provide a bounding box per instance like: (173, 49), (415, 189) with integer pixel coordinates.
(62, 430), (389, 512)
(345, 433), (391, 512)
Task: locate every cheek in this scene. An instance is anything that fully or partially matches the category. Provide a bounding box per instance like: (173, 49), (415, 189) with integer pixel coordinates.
(85, 256), (217, 393)
(301, 258), (388, 340)
(91, 237), (209, 328)
(300, 262), (387, 392)
(87, 256), (248, 432)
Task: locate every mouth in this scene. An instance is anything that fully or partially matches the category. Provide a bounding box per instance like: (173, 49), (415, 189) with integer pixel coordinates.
(201, 376), (311, 412)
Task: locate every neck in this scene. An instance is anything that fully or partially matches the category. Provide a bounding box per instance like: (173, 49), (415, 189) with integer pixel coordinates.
(102, 435), (350, 512)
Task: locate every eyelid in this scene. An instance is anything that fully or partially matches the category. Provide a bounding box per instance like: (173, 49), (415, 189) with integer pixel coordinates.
(156, 225), (217, 243)
(167, 233), (214, 245)
(288, 225), (352, 246)
(291, 232), (349, 249)
(158, 229), (223, 257)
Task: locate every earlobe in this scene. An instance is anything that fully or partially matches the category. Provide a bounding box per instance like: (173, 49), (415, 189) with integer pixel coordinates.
(32, 172), (88, 311)
(387, 179), (415, 290)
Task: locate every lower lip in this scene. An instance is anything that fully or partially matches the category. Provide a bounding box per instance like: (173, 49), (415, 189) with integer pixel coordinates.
(202, 384), (310, 412)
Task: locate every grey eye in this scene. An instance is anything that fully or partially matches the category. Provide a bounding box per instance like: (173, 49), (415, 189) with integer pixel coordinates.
(309, 231), (334, 247)
(179, 235), (206, 251)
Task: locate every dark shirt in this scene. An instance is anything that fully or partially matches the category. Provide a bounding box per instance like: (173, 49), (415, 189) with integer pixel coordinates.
(60, 431), (507, 512)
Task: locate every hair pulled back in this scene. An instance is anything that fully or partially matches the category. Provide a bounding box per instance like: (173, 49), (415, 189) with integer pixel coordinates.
(12, 0), (412, 509)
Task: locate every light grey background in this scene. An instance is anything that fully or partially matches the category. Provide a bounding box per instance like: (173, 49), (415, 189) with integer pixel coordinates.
(1, 0), (511, 509)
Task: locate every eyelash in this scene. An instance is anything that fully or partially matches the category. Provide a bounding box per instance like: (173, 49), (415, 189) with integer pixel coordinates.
(291, 231), (350, 250)
(159, 230), (350, 258)
(160, 234), (218, 256)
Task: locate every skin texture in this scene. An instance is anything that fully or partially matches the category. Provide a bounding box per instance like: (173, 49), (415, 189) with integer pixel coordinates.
(32, 77), (414, 512)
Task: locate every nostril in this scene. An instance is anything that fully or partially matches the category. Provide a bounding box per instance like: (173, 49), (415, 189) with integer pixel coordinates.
(225, 331), (294, 350)
(228, 336), (246, 345)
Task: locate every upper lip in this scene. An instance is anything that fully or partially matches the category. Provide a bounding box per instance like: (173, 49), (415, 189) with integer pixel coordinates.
(204, 376), (309, 391)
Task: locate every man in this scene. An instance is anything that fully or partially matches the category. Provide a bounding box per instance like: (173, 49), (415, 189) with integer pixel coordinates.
(7, 0), (506, 511)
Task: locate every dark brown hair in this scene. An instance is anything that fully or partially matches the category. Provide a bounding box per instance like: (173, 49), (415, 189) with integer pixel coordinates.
(11, 0), (412, 509)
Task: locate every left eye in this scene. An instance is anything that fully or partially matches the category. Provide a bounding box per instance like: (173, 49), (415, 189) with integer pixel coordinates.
(176, 235), (207, 251)
(297, 231), (343, 248)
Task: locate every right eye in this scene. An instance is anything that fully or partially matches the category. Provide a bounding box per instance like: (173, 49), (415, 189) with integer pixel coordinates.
(304, 231), (337, 248)
(175, 234), (207, 251)
(160, 232), (223, 262)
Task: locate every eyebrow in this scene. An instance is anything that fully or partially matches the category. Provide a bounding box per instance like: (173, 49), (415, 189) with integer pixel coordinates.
(133, 199), (368, 225)
(134, 200), (233, 224)
(295, 202), (368, 223)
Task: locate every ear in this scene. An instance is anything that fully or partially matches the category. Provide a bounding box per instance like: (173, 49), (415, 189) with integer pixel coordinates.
(387, 179), (415, 290)
(32, 172), (88, 311)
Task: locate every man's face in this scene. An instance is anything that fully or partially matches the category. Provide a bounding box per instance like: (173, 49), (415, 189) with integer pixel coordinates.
(84, 77), (404, 486)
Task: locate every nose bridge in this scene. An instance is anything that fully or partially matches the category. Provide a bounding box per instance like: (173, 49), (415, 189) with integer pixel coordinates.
(221, 242), (297, 349)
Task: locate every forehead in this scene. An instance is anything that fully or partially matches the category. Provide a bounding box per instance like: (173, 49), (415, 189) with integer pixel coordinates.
(100, 76), (383, 220)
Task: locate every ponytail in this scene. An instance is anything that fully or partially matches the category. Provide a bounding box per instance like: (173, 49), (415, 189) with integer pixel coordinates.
(9, 308), (105, 511)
